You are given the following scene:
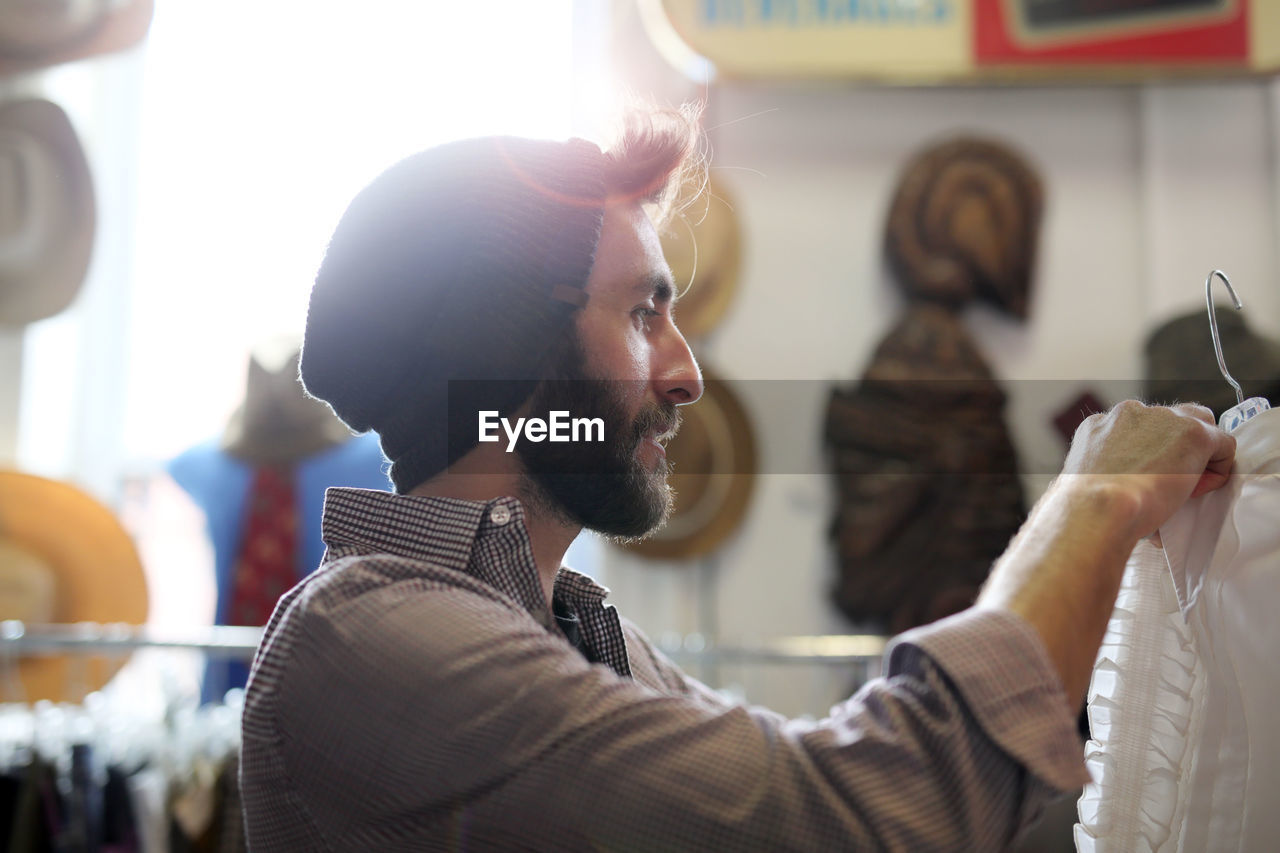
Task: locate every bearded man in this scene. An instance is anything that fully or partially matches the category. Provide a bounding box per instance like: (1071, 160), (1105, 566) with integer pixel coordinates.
(240, 107), (1235, 851)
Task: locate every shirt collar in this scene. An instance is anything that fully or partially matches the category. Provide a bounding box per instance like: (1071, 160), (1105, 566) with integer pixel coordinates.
(320, 488), (546, 620)
(320, 487), (612, 629)
(554, 564), (611, 604)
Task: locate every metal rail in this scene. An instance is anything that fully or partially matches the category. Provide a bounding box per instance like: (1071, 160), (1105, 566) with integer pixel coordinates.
(0, 621), (890, 665)
(0, 621), (264, 657)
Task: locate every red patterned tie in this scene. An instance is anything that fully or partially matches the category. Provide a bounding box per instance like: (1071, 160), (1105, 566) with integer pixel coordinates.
(227, 465), (298, 626)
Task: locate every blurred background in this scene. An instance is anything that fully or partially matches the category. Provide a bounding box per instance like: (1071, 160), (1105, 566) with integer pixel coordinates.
(2, 1), (1279, 848)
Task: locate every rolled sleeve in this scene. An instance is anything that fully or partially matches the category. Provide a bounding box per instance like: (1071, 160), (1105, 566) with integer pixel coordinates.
(888, 608), (1091, 799)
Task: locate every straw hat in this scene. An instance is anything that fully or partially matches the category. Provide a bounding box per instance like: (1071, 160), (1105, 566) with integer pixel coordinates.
(0, 98), (96, 327)
(623, 369), (757, 560)
(0, 471), (148, 702)
(660, 176), (742, 339)
(222, 340), (354, 465)
(0, 0), (154, 76)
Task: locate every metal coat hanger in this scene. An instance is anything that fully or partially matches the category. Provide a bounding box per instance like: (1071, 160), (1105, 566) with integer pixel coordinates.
(1205, 269), (1271, 431)
(1205, 269), (1245, 406)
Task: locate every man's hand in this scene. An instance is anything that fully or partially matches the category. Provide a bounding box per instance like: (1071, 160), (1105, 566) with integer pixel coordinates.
(977, 401), (1236, 709)
(1061, 401), (1236, 542)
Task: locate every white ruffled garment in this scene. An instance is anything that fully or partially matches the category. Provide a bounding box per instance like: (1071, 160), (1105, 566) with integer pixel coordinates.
(1076, 406), (1280, 853)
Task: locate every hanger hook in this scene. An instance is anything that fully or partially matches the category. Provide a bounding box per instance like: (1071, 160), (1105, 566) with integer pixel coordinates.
(1205, 269), (1244, 406)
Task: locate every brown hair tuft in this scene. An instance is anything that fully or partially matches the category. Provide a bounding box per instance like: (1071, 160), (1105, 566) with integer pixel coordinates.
(600, 101), (707, 231)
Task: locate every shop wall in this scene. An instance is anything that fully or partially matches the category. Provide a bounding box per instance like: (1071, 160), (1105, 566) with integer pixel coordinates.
(4, 8), (1278, 722)
(595, 31), (1280, 717)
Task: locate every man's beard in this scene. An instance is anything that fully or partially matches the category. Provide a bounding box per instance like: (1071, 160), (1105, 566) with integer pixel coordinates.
(516, 339), (680, 540)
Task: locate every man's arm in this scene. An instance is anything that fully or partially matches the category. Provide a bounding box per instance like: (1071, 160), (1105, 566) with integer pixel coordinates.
(273, 582), (1080, 851)
(254, 402), (1235, 851)
(976, 400), (1236, 709)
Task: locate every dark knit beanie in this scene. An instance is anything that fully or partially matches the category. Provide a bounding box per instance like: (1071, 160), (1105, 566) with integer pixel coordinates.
(300, 136), (608, 493)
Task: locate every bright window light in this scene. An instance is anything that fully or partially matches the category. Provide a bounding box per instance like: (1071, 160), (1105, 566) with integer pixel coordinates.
(125, 0), (577, 462)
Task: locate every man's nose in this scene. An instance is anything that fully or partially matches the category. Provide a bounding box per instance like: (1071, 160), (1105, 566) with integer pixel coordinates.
(653, 324), (703, 406)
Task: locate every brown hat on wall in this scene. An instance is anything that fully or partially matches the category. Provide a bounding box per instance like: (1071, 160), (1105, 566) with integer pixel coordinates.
(0, 98), (96, 327)
(885, 136), (1043, 319)
(1145, 308), (1280, 416)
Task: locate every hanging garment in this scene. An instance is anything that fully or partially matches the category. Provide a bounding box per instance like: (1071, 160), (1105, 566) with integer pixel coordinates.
(59, 743), (100, 852)
(101, 766), (140, 853)
(6, 755), (58, 853)
(1077, 405), (1280, 853)
(126, 767), (168, 853)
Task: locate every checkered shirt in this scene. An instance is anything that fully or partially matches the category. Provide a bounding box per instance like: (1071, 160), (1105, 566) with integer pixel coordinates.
(240, 487), (1088, 851)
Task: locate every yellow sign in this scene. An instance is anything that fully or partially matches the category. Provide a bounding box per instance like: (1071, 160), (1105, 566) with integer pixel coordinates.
(650, 0), (972, 80)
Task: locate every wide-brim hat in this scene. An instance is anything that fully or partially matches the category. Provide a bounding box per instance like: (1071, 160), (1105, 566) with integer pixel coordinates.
(623, 369), (757, 560)
(0, 0), (153, 76)
(659, 175), (742, 339)
(885, 136), (1042, 319)
(222, 341), (355, 465)
(0, 471), (149, 703)
(0, 98), (96, 327)
(1145, 308), (1280, 416)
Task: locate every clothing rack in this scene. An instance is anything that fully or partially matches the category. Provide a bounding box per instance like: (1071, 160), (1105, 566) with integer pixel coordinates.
(0, 621), (263, 659)
(0, 640), (249, 853)
(659, 633), (888, 666)
(0, 620), (888, 666)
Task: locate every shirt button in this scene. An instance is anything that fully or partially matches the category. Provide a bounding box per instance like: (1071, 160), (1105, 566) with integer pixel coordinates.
(490, 505), (511, 526)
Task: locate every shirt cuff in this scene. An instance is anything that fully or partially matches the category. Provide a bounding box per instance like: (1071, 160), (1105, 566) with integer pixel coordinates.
(886, 608), (1090, 794)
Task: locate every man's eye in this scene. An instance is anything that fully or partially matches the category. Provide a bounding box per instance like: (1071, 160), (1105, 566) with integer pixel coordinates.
(633, 307), (659, 327)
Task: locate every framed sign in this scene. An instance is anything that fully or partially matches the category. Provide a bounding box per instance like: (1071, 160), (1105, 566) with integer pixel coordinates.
(645, 0), (1276, 80)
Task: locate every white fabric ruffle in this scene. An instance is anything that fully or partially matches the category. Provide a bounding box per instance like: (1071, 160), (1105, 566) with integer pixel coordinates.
(1075, 541), (1200, 853)
(1076, 407), (1280, 853)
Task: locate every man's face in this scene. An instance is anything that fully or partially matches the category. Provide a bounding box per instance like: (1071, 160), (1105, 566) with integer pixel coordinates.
(517, 202), (703, 539)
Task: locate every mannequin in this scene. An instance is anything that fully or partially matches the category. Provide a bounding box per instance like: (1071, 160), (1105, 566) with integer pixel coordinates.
(168, 338), (388, 702)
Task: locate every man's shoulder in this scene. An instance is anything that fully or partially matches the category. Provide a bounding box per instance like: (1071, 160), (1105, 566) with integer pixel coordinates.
(245, 550), (552, 732)
(311, 550), (508, 602)
(275, 550), (534, 647)
(250, 552), (530, 687)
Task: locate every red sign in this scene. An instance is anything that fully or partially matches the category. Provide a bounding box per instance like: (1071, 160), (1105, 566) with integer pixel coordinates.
(975, 0), (1248, 65)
